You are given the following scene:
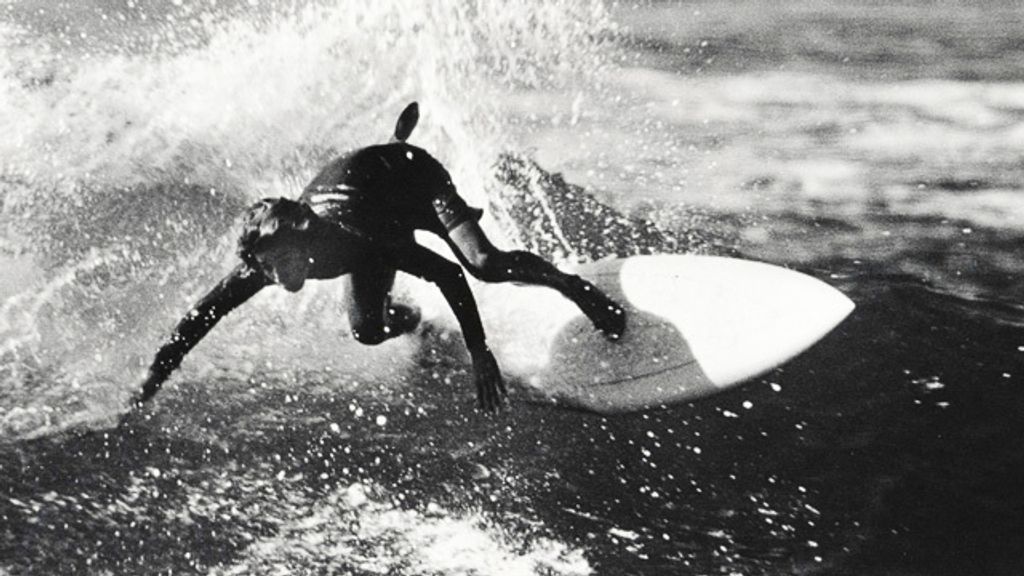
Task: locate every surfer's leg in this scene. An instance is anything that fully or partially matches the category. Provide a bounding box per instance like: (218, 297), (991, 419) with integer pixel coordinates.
(346, 256), (420, 345)
(445, 220), (625, 339)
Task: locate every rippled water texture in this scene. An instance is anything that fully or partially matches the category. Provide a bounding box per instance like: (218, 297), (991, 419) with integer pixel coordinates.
(2, 1), (1024, 574)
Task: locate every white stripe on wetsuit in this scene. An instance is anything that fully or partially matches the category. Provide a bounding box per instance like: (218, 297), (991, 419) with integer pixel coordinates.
(308, 184), (360, 205)
(307, 184), (369, 238)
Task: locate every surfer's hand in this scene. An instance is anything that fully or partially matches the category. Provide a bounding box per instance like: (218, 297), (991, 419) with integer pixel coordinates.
(131, 367), (168, 407)
(119, 387), (150, 430)
(118, 368), (167, 429)
(470, 346), (506, 413)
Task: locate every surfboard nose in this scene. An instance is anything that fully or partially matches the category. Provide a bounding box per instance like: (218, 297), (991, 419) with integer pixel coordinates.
(475, 254), (855, 413)
(618, 255), (856, 387)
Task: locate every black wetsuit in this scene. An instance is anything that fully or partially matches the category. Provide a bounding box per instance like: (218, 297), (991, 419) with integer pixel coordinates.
(132, 113), (622, 412)
(299, 143), (483, 239)
(134, 143), (493, 407)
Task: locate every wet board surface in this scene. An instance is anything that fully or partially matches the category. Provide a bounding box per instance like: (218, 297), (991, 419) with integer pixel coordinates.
(475, 255), (855, 414)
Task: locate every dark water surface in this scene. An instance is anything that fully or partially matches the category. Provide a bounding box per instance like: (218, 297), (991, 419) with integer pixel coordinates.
(2, 1), (1024, 574)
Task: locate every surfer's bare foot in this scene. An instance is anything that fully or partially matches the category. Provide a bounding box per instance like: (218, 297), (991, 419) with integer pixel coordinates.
(571, 278), (626, 340)
(386, 303), (421, 337)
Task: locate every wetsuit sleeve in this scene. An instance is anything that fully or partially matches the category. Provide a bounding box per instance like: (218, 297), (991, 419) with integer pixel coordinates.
(134, 263), (269, 406)
(382, 243), (486, 349)
(382, 242), (506, 411)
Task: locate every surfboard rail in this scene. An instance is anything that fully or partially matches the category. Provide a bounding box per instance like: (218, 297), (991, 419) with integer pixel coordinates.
(477, 255), (854, 414)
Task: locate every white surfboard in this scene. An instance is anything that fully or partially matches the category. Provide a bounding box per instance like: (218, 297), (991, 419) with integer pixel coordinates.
(476, 255), (854, 414)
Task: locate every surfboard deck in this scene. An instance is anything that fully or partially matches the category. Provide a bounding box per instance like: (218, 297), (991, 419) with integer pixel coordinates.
(474, 255), (854, 414)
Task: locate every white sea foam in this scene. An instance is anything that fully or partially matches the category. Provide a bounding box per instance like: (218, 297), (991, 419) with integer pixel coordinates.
(512, 66), (1024, 231)
(0, 0), (614, 437)
(210, 478), (592, 576)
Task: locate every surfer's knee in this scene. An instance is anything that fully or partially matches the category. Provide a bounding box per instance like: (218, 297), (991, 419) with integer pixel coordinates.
(465, 250), (558, 284)
(350, 307), (419, 344)
(462, 248), (539, 283)
(350, 323), (388, 345)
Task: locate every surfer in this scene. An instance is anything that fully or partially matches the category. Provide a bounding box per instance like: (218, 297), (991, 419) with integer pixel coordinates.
(129, 102), (625, 414)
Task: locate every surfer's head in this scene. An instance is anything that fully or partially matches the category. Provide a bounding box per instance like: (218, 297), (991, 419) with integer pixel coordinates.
(238, 197), (317, 292)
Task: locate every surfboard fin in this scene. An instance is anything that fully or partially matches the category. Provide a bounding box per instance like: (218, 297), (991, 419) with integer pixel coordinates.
(391, 102), (419, 142)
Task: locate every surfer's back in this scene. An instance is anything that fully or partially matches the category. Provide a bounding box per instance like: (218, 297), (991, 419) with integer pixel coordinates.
(301, 144), (449, 199)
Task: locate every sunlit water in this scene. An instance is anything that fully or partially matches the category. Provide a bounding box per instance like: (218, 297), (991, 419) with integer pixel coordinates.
(2, 1), (1023, 574)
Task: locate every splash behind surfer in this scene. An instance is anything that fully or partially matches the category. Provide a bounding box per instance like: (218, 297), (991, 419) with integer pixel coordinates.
(131, 102), (625, 414)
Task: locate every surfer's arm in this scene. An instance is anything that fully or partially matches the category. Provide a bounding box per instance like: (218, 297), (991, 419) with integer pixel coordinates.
(133, 263), (269, 407)
(383, 242), (506, 412)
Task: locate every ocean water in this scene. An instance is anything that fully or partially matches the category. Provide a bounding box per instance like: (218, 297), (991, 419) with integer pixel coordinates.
(1, 0), (1023, 574)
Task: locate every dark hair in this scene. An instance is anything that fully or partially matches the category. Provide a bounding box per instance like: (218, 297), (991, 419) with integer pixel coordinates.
(237, 197), (317, 268)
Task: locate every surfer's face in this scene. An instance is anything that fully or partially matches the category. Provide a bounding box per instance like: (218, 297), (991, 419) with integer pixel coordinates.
(256, 240), (311, 292)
